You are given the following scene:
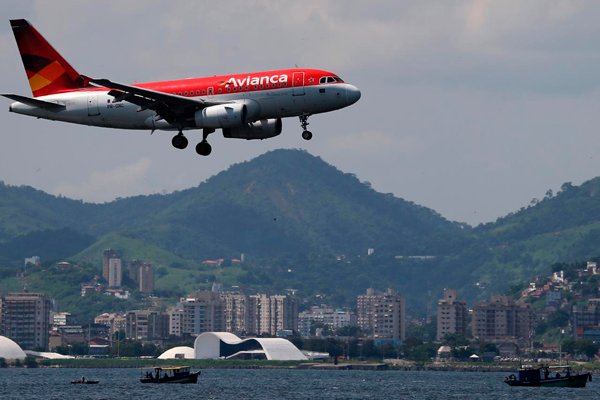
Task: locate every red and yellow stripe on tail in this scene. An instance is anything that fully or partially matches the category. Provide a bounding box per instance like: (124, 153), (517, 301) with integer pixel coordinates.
(10, 19), (90, 97)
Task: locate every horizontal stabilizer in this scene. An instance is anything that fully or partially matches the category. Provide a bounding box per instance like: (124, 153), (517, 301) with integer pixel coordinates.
(2, 94), (65, 111)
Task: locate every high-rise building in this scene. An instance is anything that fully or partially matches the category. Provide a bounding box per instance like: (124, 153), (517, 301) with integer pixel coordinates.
(572, 299), (600, 340)
(298, 306), (356, 336)
(125, 310), (169, 341)
(221, 293), (251, 335)
(357, 288), (406, 341)
(248, 294), (298, 336)
(138, 263), (154, 294)
(472, 295), (532, 343)
(94, 312), (127, 338)
(108, 257), (122, 288)
(102, 249), (119, 281)
(181, 291), (224, 335)
(167, 307), (184, 337)
(128, 259), (142, 282)
(0, 292), (52, 350)
(436, 289), (468, 341)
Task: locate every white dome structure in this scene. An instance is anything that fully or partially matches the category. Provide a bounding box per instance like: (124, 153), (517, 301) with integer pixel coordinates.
(194, 332), (307, 361)
(158, 346), (195, 359)
(0, 336), (26, 360)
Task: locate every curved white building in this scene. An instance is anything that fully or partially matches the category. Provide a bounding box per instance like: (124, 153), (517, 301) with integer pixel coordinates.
(0, 335), (27, 360)
(157, 346), (195, 359)
(194, 332), (307, 361)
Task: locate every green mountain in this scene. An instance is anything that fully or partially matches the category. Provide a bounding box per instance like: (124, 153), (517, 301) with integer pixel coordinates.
(2, 149), (600, 315)
(459, 178), (600, 290)
(0, 149), (466, 262)
(126, 149), (468, 259)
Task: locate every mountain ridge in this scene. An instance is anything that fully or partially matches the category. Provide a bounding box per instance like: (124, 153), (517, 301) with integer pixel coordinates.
(3, 149), (600, 312)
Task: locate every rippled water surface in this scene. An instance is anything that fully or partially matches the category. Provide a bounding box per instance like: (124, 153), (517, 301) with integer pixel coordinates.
(0, 368), (598, 400)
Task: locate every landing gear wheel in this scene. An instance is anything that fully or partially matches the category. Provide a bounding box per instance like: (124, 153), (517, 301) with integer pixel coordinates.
(302, 130), (313, 140)
(171, 134), (188, 150)
(196, 141), (212, 156)
(299, 114), (313, 140)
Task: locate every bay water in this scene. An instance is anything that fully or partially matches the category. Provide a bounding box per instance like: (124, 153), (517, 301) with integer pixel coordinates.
(0, 368), (598, 399)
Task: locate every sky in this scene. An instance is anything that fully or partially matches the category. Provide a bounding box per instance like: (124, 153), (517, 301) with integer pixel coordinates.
(1, 0), (600, 226)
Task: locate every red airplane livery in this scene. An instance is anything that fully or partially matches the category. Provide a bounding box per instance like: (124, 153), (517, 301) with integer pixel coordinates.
(2, 19), (360, 156)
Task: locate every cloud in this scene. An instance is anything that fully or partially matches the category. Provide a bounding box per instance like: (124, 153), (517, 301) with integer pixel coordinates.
(53, 158), (153, 202)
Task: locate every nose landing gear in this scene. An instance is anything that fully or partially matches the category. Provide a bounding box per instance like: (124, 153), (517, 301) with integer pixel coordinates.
(299, 114), (312, 140)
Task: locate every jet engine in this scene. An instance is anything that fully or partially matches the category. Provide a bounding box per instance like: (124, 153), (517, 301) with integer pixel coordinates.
(223, 118), (282, 140)
(194, 99), (260, 129)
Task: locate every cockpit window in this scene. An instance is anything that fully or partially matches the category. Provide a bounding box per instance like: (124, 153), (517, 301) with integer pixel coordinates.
(320, 76), (345, 84)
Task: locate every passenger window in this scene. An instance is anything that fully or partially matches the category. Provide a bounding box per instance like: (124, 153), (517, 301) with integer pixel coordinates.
(218, 88), (222, 93)
(202, 90), (206, 95)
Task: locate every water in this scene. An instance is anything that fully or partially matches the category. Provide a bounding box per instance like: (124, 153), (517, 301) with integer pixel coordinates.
(0, 368), (598, 400)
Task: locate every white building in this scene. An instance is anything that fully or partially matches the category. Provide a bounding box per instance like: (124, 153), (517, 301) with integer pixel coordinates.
(193, 332), (306, 360)
(298, 306), (356, 336)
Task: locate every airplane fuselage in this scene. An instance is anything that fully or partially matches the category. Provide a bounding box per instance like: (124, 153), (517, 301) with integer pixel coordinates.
(10, 68), (360, 132)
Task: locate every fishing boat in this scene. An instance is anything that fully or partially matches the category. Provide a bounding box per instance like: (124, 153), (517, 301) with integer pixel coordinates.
(140, 366), (200, 384)
(504, 365), (592, 388)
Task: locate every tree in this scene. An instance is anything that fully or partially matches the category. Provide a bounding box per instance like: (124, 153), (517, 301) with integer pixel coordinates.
(441, 333), (469, 347)
(24, 356), (38, 368)
(574, 340), (598, 359)
(335, 326), (361, 337)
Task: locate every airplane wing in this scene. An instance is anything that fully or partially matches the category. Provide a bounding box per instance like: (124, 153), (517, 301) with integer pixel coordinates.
(87, 77), (225, 124)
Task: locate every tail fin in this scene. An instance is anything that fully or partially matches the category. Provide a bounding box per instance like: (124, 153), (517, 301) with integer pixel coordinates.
(10, 19), (90, 97)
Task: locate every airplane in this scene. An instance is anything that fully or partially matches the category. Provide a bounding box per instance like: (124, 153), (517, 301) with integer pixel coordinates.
(2, 19), (361, 156)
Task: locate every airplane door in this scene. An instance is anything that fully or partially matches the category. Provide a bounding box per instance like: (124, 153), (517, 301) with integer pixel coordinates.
(87, 95), (100, 116)
(292, 72), (305, 96)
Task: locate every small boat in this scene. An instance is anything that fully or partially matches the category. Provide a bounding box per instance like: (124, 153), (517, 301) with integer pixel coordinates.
(71, 378), (99, 384)
(140, 366), (200, 384)
(504, 365), (592, 388)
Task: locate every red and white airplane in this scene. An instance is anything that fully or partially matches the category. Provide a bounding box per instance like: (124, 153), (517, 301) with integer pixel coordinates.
(2, 19), (360, 156)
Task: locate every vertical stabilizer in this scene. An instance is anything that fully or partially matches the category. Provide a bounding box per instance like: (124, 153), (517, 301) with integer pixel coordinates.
(10, 19), (90, 97)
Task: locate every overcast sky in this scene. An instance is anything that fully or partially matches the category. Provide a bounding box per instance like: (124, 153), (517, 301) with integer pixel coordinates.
(1, 0), (600, 226)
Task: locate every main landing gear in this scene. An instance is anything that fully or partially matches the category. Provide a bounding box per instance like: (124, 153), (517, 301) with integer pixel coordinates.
(171, 129), (213, 156)
(300, 114), (312, 140)
(195, 128), (214, 156)
(171, 132), (188, 149)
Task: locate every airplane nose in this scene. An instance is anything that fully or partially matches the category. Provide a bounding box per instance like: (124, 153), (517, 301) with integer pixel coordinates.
(346, 85), (361, 106)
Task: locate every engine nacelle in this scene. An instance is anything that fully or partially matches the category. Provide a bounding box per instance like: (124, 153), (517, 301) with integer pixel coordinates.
(194, 100), (260, 129)
(223, 118), (282, 140)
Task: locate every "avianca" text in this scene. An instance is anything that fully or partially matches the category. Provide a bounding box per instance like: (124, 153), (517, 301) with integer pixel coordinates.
(225, 74), (288, 88)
